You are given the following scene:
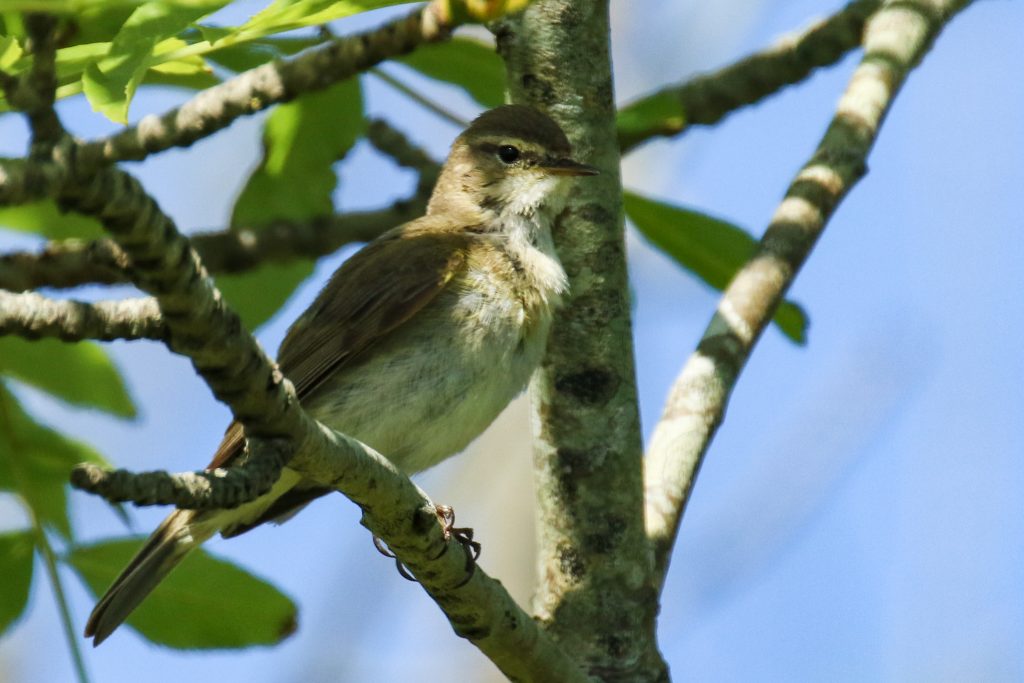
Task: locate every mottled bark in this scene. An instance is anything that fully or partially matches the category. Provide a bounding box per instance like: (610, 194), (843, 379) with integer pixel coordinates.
(496, 3), (666, 680)
(0, 291), (163, 341)
(71, 438), (289, 509)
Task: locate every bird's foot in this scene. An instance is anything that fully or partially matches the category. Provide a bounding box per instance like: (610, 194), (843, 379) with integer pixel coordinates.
(434, 504), (481, 587)
(371, 504), (480, 586)
(372, 535), (416, 581)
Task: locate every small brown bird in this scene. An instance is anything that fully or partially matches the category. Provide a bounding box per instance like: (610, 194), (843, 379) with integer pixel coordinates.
(85, 105), (598, 645)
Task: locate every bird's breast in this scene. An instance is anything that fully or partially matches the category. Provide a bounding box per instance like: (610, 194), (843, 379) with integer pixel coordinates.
(305, 237), (565, 474)
(460, 216), (568, 338)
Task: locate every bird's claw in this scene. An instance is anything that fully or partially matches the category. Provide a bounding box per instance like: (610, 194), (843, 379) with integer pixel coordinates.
(434, 504), (480, 586)
(372, 504), (480, 586)
(373, 534), (416, 581)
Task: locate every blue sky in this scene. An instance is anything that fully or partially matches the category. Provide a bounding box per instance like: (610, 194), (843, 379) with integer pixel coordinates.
(1, 1), (1022, 681)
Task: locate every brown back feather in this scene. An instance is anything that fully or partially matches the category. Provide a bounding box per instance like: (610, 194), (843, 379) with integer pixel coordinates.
(207, 219), (473, 471)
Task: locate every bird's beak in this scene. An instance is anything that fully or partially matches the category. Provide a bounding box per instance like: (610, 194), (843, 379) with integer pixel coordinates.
(541, 157), (600, 176)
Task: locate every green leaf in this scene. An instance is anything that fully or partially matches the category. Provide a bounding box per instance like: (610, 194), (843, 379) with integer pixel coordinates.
(0, 199), (105, 239)
(0, 14), (25, 40)
(771, 298), (808, 343)
(0, 2), (162, 15)
(2, 38), (213, 113)
(223, 78), (365, 329)
(616, 91), (686, 151)
(195, 23), (232, 45)
(0, 338), (136, 417)
(5, 2), (417, 112)
(64, 4), (137, 46)
(141, 61), (220, 90)
(623, 191), (808, 344)
(235, 0), (411, 39)
(231, 78), (365, 224)
(5, 41), (107, 90)
(53, 42), (112, 82)
(0, 384), (108, 539)
(396, 37), (505, 108)
(68, 537), (297, 649)
(82, 0), (228, 123)
(0, 35), (23, 70)
(142, 37), (219, 90)
(0, 530), (34, 636)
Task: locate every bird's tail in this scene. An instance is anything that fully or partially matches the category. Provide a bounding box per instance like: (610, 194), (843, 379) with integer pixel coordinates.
(85, 509), (215, 646)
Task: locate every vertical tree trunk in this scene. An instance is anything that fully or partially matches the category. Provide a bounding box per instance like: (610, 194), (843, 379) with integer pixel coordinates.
(495, 3), (668, 680)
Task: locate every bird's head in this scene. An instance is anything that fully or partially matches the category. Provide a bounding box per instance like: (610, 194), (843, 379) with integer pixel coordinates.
(428, 105), (599, 220)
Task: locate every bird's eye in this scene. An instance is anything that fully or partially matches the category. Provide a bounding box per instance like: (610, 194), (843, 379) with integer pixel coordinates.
(497, 145), (521, 164)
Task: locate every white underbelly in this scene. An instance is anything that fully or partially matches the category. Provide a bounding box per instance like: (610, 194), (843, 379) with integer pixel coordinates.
(303, 292), (551, 474)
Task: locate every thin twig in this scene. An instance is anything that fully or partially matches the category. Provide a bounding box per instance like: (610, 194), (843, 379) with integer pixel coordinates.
(643, 0), (973, 586)
(71, 438), (289, 509)
(0, 290), (164, 341)
(370, 67), (471, 128)
(365, 117), (444, 191)
(618, 0), (881, 153)
(0, 238), (127, 291)
(197, 201), (434, 274)
(31, 514), (91, 683)
(0, 386), (91, 683)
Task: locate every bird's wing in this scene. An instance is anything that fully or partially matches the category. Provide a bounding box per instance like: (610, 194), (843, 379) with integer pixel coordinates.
(207, 220), (473, 471)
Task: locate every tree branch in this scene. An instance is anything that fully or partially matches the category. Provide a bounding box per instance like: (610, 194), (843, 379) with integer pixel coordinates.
(189, 195), (432, 275)
(496, 2), (665, 680)
(0, 238), (126, 291)
(370, 68), (471, 128)
(0, 193), (430, 290)
(71, 437), (289, 509)
(618, 0), (881, 153)
(0, 290), (163, 341)
(22, 14), (63, 158)
(366, 117), (443, 188)
(0, 155), (71, 206)
(643, 0), (973, 585)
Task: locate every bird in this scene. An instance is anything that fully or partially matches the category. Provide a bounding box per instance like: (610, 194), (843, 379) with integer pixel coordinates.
(84, 104), (599, 645)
